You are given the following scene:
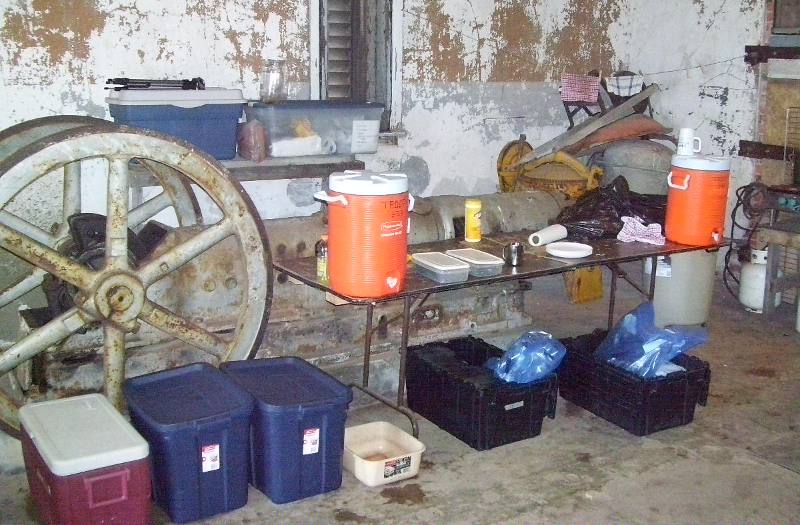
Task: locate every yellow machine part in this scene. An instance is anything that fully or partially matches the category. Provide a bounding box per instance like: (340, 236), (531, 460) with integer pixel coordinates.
(496, 136), (533, 192)
(512, 151), (603, 200)
(497, 140), (606, 303)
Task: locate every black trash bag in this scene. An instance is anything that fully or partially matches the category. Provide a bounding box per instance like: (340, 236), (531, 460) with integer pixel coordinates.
(555, 176), (667, 240)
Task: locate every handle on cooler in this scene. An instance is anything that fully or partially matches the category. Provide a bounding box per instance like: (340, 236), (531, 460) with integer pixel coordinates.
(313, 191), (349, 206)
(408, 194), (415, 211)
(693, 137), (702, 153)
(667, 172), (691, 191)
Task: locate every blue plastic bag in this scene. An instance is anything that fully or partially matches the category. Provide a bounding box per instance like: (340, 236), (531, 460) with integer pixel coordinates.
(486, 331), (566, 384)
(596, 302), (708, 378)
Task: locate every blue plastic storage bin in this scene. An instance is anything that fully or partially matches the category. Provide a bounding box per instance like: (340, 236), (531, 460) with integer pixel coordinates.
(221, 357), (352, 504)
(123, 363), (254, 523)
(106, 88), (245, 160)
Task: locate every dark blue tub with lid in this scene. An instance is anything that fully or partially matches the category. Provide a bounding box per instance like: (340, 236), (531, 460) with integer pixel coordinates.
(123, 363), (254, 523)
(221, 357), (352, 504)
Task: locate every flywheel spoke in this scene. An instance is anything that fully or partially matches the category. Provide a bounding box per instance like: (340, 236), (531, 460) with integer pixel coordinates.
(128, 192), (171, 228)
(106, 157), (130, 271)
(0, 222), (95, 290)
(138, 217), (235, 286)
(139, 300), (228, 360)
(0, 308), (88, 376)
(0, 209), (55, 247)
(103, 324), (126, 409)
(0, 268), (47, 309)
(56, 161), (82, 238)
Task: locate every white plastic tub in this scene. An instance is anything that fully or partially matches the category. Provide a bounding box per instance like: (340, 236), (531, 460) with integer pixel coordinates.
(343, 422), (425, 487)
(445, 248), (504, 277)
(412, 252), (469, 283)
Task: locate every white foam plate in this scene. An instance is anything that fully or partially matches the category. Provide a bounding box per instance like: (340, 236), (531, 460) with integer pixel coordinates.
(545, 242), (593, 259)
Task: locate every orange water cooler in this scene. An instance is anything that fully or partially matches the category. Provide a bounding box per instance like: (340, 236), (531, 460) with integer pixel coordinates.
(665, 155), (731, 246)
(315, 171), (412, 298)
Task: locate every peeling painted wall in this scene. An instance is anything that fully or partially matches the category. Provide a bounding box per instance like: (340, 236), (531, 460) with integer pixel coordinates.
(0, 0), (309, 125)
(0, 0), (765, 211)
(364, 0), (765, 202)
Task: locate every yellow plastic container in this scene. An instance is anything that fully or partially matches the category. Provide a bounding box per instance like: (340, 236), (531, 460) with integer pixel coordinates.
(465, 199), (482, 242)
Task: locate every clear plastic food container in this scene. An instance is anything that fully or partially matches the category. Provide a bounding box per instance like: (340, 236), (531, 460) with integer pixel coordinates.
(411, 252), (470, 283)
(445, 248), (504, 277)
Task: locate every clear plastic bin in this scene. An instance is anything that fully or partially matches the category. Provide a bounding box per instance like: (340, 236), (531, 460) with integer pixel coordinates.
(412, 252), (470, 283)
(445, 248), (504, 277)
(244, 100), (384, 156)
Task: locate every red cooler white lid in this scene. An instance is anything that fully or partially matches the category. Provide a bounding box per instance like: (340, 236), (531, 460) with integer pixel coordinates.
(671, 154), (731, 171)
(19, 393), (149, 476)
(329, 170), (408, 196)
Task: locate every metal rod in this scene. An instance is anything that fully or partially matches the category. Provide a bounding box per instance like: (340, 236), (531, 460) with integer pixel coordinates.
(607, 265), (617, 330)
(610, 263), (649, 298)
(349, 383), (419, 438)
(648, 256), (658, 300)
(103, 324), (126, 410)
(397, 295), (413, 406)
(361, 303), (374, 387)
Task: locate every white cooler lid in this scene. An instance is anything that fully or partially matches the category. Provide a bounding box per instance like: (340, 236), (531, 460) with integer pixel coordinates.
(445, 248), (504, 267)
(671, 154), (731, 171)
(329, 170), (408, 196)
(106, 88), (246, 108)
(19, 393), (149, 476)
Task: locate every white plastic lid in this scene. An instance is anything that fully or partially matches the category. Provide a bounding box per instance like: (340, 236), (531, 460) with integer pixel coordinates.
(106, 88), (246, 108)
(329, 170), (408, 196)
(412, 252), (470, 271)
(19, 394), (149, 476)
(671, 154), (731, 171)
(445, 248), (504, 267)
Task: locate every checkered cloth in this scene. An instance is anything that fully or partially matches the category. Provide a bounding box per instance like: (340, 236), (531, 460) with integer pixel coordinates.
(560, 74), (601, 104)
(616, 216), (665, 245)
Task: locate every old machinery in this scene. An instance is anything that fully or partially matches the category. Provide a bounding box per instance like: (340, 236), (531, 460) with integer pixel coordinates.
(0, 117), (271, 435)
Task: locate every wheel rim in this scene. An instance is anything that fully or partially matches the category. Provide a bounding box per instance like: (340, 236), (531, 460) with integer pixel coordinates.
(0, 126), (271, 434)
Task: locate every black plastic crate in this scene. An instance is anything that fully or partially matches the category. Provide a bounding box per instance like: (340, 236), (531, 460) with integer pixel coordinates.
(558, 330), (710, 436)
(407, 336), (558, 450)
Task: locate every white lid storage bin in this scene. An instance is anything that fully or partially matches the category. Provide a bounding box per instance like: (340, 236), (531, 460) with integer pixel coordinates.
(445, 248), (504, 277)
(105, 88), (246, 108)
(412, 252), (470, 283)
(19, 394), (149, 476)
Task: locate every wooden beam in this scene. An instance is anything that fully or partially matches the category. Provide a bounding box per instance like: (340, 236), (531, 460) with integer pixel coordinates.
(510, 83), (661, 168)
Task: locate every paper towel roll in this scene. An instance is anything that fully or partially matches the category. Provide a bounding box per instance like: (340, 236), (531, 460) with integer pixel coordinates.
(528, 224), (568, 246)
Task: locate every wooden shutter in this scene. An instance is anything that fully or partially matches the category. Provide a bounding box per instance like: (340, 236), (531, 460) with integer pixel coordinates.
(322, 0), (366, 101)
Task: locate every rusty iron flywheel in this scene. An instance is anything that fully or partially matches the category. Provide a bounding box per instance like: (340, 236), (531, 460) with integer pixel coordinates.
(0, 117), (272, 436)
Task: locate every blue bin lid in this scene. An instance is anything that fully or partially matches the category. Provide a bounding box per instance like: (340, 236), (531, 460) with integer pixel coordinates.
(221, 357), (352, 412)
(123, 362), (254, 429)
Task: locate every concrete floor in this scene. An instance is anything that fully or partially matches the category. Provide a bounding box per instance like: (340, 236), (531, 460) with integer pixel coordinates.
(1, 277), (798, 524)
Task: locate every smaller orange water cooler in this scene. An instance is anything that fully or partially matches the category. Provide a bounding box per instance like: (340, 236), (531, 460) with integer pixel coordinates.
(315, 171), (413, 298)
(665, 155), (731, 245)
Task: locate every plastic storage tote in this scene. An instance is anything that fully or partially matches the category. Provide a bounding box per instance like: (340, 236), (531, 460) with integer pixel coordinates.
(123, 363), (254, 523)
(221, 357), (352, 504)
(244, 100), (384, 155)
(19, 394), (151, 525)
(407, 336), (558, 450)
(445, 248), (504, 277)
(106, 88), (246, 160)
(412, 252), (470, 283)
(344, 422), (426, 487)
(558, 330), (711, 436)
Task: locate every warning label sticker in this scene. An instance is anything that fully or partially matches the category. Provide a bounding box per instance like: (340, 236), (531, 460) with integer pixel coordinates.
(201, 444), (220, 472)
(384, 456), (412, 478)
(303, 428), (320, 455)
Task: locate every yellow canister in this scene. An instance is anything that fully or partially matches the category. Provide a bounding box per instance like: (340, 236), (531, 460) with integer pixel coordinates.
(465, 199), (482, 242)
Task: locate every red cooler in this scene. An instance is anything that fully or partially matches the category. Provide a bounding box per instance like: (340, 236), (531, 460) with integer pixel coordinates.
(19, 394), (151, 525)
(315, 171), (412, 298)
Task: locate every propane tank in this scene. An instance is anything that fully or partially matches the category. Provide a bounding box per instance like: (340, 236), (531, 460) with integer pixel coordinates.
(738, 248), (782, 313)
